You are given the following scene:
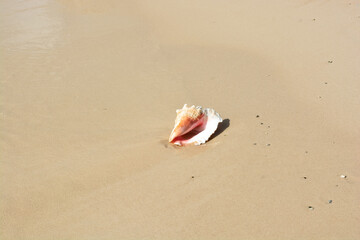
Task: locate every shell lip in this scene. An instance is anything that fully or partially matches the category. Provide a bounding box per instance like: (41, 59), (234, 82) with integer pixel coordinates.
(169, 128), (204, 145)
(168, 114), (207, 143)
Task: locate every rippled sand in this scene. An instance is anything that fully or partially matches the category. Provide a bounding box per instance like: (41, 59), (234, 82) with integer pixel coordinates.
(1, 0), (360, 239)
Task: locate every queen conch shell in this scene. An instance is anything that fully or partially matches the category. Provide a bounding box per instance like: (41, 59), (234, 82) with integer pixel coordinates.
(169, 104), (223, 146)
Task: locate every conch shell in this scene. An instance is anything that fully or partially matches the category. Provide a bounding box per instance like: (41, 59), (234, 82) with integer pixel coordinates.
(169, 104), (223, 146)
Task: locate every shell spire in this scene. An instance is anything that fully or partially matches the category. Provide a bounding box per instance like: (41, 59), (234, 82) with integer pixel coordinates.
(169, 104), (223, 146)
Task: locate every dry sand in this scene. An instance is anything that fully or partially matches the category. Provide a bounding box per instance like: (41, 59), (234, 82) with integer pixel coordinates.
(1, 0), (360, 239)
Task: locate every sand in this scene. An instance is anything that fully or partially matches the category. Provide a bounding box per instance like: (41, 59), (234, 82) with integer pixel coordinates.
(1, 0), (360, 239)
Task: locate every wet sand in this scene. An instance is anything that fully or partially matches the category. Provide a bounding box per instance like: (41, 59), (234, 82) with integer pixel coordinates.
(1, 0), (360, 239)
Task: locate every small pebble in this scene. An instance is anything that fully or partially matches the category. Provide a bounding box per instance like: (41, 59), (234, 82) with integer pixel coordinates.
(328, 200), (333, 204)
(305, 151), (308, 154)
(340, 175), (347, 179)
(191, 176), (194, 179)
(261, 123), (264, 125)
(304, 177), (307, 179)
(267, 144), (271, 146)
(253, 143), (257, 145)
(308, 206), (314, 210)
(256, 115), (260, 118)
(328, 60), (333, 63)
(325, 82), (328, 84)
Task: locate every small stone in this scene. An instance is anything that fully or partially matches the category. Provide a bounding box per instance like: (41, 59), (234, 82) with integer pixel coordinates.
(304, 177), (307, 179)
(261, 123), (264, 125)
(253, 143), (257, 145)
(267, 144), (271, 146)
(325, 82), (328, 84)
(340, 175), (347, 179)
(328, 60), (333, 63)
(191, 176), (195, 179)
(305, 151), (308, 154)
(328, 200), (333, 204)
(256, 115), (260, 118)
(308, 206), (314, 210)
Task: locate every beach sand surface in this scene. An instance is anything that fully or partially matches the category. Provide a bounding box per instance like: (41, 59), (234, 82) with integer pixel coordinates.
(1, 0), (359, 239)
